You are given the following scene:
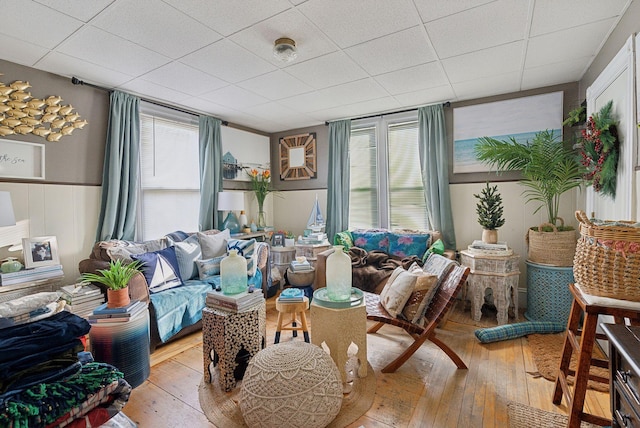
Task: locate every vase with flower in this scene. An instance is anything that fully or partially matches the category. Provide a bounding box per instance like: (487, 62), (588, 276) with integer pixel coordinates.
(247, 168), (274, 229)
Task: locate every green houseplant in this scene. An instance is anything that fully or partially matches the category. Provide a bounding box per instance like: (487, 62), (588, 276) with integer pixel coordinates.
(474, 130), (586, 266)
(474, 182), (505, 244)
(81, 259), (144, 308)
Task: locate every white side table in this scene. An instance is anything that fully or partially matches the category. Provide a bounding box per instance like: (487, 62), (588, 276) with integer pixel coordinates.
(459, 250), (520, 325)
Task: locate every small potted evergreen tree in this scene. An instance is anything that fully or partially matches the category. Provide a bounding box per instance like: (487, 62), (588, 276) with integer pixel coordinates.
(474, 182), (505, 244)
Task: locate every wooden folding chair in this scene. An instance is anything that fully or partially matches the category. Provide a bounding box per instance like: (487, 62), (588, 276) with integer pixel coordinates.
(364, 263), (470, 373)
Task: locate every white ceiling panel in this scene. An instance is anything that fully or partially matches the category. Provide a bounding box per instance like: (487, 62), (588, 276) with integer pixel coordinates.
(521, 57), (592, 91)
(230, 9), (337, 66)
(141, 62), (227, 96)
(298, 0), (421, 48)
(442, 42), (523, 83)
(237, 71), (313, 101)
(34, 0), (115, 22)
(426, 0), (529, 59)
(344, 26), (436, 76)
(452, 72), (521, 100)
(530, 0), (631, 37)
(200, 85), (269, 110)
(394, 85), (456, 107)
(413, 0), (495, 23)
(316, 78), (390, 106)
(374, 62), (449, 95)
(163, 0), (292, 37)
(35, 52), (133, 87)
(57, 26), (170, 76)
(278, 90), (348, 113)
(181, 39), (276, 84)
(0, 35), (49, 68)
(285, 51), (368, 89)
(91, 0), (221, 59)
(118, 78), (191, 104)
(245, 102), (315, 123)
(0, 1), (83, 49)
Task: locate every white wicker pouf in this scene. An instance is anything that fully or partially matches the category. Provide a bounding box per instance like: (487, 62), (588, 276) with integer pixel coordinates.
(240, 341), (343, 428)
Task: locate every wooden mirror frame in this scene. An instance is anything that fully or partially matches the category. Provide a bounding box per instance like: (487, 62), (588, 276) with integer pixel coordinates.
(279, 132), (317, 180)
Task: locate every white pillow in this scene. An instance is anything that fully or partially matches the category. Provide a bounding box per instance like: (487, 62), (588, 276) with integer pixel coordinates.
(173, 234), (201, 280)
(198, 229), (230, 259)
(379, 267), (405, 302)
(401, 273), (439, 325)
(379, 269), (418, 318)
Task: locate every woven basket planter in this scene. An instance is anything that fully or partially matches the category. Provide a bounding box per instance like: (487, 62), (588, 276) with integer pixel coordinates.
(573, 210), (640, 302)
(526, 218), (576, 267)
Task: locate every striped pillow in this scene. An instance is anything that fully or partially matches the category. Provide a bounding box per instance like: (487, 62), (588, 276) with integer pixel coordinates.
(227, 238), (257, 276)
(196, 256), (225, 280)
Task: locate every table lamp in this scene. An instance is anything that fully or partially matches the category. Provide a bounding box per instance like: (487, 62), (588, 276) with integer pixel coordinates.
(218, 192), (244, 234)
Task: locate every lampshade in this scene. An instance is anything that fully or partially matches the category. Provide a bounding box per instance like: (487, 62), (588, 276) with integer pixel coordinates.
(273, 37), (297, 62)
(217, 192), (245, 211)
(0, 192), (16, 227)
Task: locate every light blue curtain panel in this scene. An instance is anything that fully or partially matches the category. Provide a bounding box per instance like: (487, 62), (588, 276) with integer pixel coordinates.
(418, 104), (457, 250)
(95, 91), (140, 241)
(198, 116), (223, 231)
(326, 119), (351, 242)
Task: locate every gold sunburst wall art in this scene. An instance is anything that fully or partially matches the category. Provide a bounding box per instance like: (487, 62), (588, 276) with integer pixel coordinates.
(0, 75), (88, 142)
(279, 132), (317, 181)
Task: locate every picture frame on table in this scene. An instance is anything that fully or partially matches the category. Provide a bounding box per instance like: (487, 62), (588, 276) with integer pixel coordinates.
(22, 236), (59, 268)
(272, 233), (285, 247)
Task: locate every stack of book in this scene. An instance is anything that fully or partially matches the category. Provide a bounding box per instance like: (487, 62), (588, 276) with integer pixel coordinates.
(467, 240), (513, 256)
(88, 299), (147, 323)
(277, 287), (305, 302)
(206, 289), (264, 312)
(290, 258), (312, 272)
(0, 265), (64, 286)
(60, 283), (105, 318)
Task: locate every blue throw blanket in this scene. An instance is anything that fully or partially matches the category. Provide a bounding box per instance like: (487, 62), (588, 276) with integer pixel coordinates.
(150, 270), (262, 343)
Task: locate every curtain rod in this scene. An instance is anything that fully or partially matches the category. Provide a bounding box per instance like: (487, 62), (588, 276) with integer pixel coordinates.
(71, 77), (229, 126)
(324, 101), (451, 126)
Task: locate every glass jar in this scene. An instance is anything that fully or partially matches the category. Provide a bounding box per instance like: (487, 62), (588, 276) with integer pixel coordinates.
(220, 250), (248, 295)
(326, 245), (352, 301)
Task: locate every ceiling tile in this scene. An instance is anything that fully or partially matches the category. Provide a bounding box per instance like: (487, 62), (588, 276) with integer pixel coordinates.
(426, 0), (528, 59)
(35, 52), (133, 87)
(344, 26), (436, 76)
(442, 42), (523, 83)
(179, 96), (240, 118)
(91, 0), (221, 59)
(316, 78), (390, 105)
(181, 39), (277, 84)
(163, 0), (292, 37)
(245, 102), (315, 123)
(525, 19), (616, 68)
(57, 26), (170, 76)
(277, 90), (345, 113)
(142, 62), (228, 96)
(118, 78), (192, 104)
(237, 71), (313, 100)
(522, 57), (592, 90)
(285, 51), (368, 89)
(200, 85), (269, 110)
(394, 85), (456, 107)
(230, 9), (337, 66)
(345, 96), (403, 117)
(0, 35), (49, 67)
(451, 71), (521, 101)
(298, 0), (421, 48)
(413, 0), (495, 23)
(0, 0), (83, 49)
(374, 62), (448, 95)
(530, 0), (630, 37)
(34, 0), (115, 22)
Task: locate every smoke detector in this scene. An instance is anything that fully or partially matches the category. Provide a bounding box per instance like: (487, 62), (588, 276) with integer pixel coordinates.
(273, 37), (297, 62)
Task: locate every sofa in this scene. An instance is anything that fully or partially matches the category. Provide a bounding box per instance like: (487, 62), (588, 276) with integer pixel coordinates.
(315, 228), (453, 294)
(79, 229), (272, 353)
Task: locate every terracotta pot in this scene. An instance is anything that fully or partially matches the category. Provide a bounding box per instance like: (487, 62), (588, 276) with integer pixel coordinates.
(107, 287), (130, 308)
(482, 229), (498, 244)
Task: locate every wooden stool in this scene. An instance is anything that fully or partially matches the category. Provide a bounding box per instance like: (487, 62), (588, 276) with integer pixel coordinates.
(274, 296), (310, 344)
(553, 283), (640, 427)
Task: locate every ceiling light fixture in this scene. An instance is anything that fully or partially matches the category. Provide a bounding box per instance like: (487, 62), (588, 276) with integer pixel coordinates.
(273, 37), (297, 62)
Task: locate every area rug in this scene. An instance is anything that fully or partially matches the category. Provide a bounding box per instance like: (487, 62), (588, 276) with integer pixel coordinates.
(507, 401), (602, 428)
(527, 333), (609, 392)
(198, 362), (376, 428)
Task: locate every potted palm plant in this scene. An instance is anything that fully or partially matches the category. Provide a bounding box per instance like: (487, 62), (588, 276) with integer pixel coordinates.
(81, 259), (144, 308)
(474, 130), (586, 266)
(474, 182), (505, 244)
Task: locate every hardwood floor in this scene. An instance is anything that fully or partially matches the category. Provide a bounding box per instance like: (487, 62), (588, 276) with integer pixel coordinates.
(123, 298), (611, 427)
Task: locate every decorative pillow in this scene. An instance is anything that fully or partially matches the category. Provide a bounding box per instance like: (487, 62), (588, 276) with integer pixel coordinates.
(388, 232), (430, 258)
(400, 273), (439, 324)
(351, 230), (389, 253)
(196, 256), (225, 280)
(379, 268), (418, 318)
(131, 246), (184, 293)
(334, 231), (354, 250)
(106, 238), (168, 262)
(198, 229), (230, 259)
(474, 322), (565, 344)
(379, 266), (405, 302)
(165, 230), (189, 244)
(422, 239), (445, 262)
(173, 234), (201, 280)
(227, 238), (257, 276)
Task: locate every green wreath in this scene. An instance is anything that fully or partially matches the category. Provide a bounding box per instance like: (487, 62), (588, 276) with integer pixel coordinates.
(579, 100), (619, 198)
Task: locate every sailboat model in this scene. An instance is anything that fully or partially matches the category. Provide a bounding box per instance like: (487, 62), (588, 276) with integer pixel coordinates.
(307, 194), (325, 233)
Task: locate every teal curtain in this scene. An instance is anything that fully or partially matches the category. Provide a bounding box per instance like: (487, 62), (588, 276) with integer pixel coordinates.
(326, 119), (351, 242)
(95, 91), (140, 241)
(418, 104), (456, 250)
(198, 116), (223, 231)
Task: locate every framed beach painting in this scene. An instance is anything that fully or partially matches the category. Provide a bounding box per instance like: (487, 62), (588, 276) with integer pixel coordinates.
(453, 91), (563, 174)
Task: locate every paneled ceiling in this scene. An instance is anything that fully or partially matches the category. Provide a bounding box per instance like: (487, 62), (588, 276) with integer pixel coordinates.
(0, 0), (632, 133)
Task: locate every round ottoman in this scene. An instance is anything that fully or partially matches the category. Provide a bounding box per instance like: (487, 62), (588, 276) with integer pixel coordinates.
(240, 341), (343, 428)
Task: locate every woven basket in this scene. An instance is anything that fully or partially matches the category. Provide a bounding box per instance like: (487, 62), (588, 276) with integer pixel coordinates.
(526, 217), (576, 267)
(573, 210), (640, 301)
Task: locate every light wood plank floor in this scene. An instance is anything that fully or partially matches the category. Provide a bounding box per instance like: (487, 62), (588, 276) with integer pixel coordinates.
(123, 298), (611, 427)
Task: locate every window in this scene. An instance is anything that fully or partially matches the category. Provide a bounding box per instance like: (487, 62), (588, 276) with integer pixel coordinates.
(138, 103), (200, 240)
(349, 112), (429, 230)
